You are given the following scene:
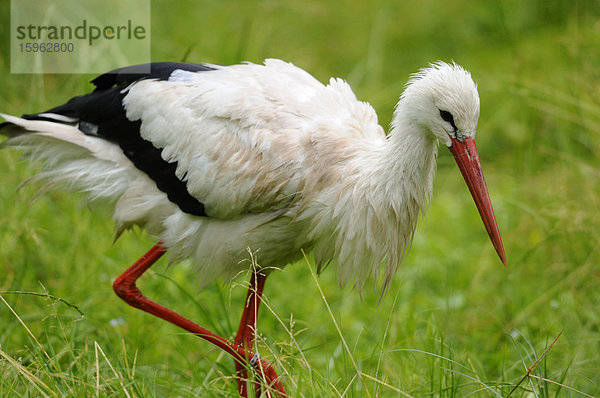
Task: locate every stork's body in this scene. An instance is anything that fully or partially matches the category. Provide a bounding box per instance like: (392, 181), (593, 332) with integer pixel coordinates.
(1, 59), (505, 397)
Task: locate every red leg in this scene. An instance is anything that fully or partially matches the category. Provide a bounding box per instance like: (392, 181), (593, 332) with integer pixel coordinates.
(234, 271), (267, 396)
(112, 242), (244, 362)
(233, 271), (286, 397)
(235, 270), (267, 349)
(112, 242), (286, 397)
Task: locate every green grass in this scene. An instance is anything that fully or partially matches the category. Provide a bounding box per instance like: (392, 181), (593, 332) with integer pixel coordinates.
(1, 0), (600, 396)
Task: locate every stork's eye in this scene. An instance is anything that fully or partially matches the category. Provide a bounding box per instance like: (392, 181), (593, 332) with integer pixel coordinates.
(439, 109), (457, 131)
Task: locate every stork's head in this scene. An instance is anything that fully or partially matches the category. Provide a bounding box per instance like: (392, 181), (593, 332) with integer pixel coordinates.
(399, 62), (506, 265)
(400, 62), (480, 147)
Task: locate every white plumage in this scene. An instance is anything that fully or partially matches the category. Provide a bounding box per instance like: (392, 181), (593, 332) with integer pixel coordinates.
(1, 59), (503, 294)
(2, 59), (507, 397)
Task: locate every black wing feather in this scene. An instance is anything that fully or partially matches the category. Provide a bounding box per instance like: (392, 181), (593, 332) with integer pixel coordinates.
(21, 62), (215, 217)
(90, 62), (214, 91)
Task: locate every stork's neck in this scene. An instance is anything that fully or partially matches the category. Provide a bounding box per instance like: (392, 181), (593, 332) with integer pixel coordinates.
(320, 107), (439, 292)
(375, 109), (438, 210)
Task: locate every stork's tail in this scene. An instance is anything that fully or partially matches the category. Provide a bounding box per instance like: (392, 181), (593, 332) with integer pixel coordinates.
(2, 113), (92, 149)
(0, 119), (23, 138)
(0, 112), (135, 203)
(1, 111), (136, 163)
(1, 112), (173, 238)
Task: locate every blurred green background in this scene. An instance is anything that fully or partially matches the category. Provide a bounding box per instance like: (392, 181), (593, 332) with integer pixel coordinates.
(1, 0), (599, 396)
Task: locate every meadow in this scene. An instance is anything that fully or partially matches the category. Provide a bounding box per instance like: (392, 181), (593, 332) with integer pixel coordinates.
(1, 0), (599, 396)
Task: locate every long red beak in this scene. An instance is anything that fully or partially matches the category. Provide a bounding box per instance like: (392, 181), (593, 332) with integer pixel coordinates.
(448, 137), (507, 265)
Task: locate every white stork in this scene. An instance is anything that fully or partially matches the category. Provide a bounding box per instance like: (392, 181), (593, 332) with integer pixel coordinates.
(0, 59), (506, 397)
